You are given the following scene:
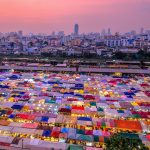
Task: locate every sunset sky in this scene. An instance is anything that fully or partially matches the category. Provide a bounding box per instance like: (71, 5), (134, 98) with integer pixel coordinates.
(0, 0), (150, 34)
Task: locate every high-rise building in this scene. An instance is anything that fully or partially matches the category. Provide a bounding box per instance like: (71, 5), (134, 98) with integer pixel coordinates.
(58, 31), (65, 37)
(18, 30), (23, 37)
(52, 31), (55, 37)
(101, 29), (106, 36)
(140, 27), (144, 34)
(74, 24), (79, 35)
(108, 28), (111, 35)
(130, 30), (136, 36)
(145, 30), (150, 35)
(0, 32), (3, 37)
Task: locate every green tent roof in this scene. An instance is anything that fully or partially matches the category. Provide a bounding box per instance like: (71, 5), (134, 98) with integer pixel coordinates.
(132, 114), (141, 118)
(69, 145), (83, 150)
(98, 107), (104, 112)
(104, 137), (108, 142)
(101, 122), (106, 127)
(120, 133), (139, 139)
(94, 136), (99, 142)
(77, 134), (93, 142)
(90, 102), (96, 106)
(117, 110), (124, 113)
(76, 129), (85, 135)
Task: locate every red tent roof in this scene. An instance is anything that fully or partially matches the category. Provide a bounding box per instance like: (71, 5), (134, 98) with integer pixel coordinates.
(114, 120), (142, 131)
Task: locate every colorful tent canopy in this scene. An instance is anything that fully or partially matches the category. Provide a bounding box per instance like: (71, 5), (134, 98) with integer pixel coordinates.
(78, 117), (92, 121)
(115, 120), (142, 131)
(42, 130), (51, 137)
(76, 134), (93, 142)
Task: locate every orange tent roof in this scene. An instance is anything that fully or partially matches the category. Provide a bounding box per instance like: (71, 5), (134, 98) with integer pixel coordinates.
(143, 121), (150, 126)
(114, 120), (142, 132)
(0, 120), (10, 126)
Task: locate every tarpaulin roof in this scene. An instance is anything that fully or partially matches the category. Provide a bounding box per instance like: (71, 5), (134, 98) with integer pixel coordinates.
(115, 120), (142, 131)
(76, 134), (93, 142)
(42, 130), (51, 137)
(69, 145), (83, 150)
(78, 117), (92, 121)
(11, 104), (23, 110)
(61, 128), (69, 133)
(41, 116), (49, 122)
(119, 133), (139, 139)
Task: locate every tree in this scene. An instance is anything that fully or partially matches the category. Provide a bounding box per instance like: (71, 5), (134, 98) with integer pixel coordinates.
(105, 133), (149, 150)
(140, 60), (145, 69)
(28, 41), (33, 48)
(43, 41), (48, 46)
(41, 52), (51, 57)
(147, 52), (150, 59)
(113, 51), (126, 60)
(0, 57), (3, 65)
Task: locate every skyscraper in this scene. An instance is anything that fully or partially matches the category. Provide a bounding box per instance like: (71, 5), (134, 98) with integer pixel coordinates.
(58, 31), (65, 37)
(140, 27), (144, 34)
(108, 28), (111, 35)
(74, 24), (79, 35)
(101, 29), (106, 36)
(18, 30), (23, 37)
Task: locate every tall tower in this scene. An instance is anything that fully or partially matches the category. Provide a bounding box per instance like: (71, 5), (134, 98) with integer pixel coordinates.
(18, 30), (23, 37)
(108, 28), (111, 35)
(140, 27), (144, 34)
(74, 24), (79, 35)
(101, 29), (106, 36)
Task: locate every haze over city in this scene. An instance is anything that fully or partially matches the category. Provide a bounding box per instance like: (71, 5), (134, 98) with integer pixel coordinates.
(0, 0), (150, 34)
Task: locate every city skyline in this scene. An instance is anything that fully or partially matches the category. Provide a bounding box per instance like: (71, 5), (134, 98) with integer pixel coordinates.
(0, 0), (150, 34)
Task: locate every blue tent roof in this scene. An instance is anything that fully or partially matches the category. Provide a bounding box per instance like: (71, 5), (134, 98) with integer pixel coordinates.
(9, 75), (20, 80)
(19, 92), (26, 95)
(48, 81), (56, 84)
(131, 88), (136, 91)
(41, 116), (49, 122)
(42, 130), (51, 137)
(45, 99), (51, 103)
(101, 79), (107, 83)
(130, 92), (135, 96)
(0, 110), (6, 115)
(124, 92), (131, 95)
(12, 95), (21, 98)
(42, 81), (48, 84)
(48, 81), (63, 84)
(0, 85), (9, 89)
(65, 106), (71, 109)
(0, 78), (6, 81)
(124, 92), (135, 96)
(64, 92), (74, 95)
(71, 87), (83, 90)
(117, 110), (124, 113)
(127, 95), (133, 98)
(75, 84), (84, 88)
(11, 104), (23, 110)
(74, 94), (83, 98)
(9, 114), (16, 119)
(56, 97), (62, 100)
(63, 94), (73, 98)
(61, 128), (69, 133)
(78, 117), (92, 121)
